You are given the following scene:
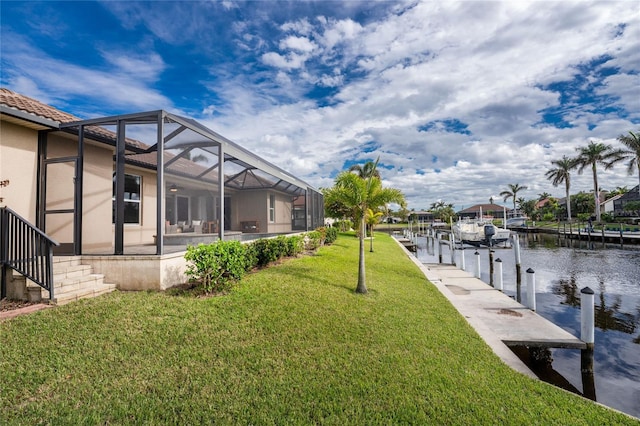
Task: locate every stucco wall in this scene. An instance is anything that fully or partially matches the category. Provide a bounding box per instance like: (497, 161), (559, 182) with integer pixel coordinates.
(0, 121), (38, 221)
(235, 190), (267, 232)
(269, 192), (294, 233)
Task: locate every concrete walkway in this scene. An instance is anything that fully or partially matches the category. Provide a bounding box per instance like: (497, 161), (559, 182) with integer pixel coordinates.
(395, 238), (586, 379)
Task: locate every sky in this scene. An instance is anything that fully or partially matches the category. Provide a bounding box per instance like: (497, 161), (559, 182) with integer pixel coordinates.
(1, 0), (639, 211)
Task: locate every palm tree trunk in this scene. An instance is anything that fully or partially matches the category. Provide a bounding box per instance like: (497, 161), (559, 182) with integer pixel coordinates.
(592, 163), (601, 222)
(356, 216), (368, 294)
(565, 181), (572, 221)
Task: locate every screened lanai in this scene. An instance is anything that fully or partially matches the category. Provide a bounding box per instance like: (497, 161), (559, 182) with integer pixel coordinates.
(53, 110), (323, 256)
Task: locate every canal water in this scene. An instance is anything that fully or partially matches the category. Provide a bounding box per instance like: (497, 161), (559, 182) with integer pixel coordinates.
(415, 232), (640, 419)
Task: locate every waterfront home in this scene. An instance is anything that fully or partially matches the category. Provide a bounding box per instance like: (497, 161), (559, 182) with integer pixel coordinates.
(1, 88), (323, 301)
(456, 203), (512, 220)
(613, 185), (640, 219)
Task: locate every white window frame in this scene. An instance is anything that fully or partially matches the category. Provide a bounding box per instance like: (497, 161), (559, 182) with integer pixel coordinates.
(269, 193), (276, 223)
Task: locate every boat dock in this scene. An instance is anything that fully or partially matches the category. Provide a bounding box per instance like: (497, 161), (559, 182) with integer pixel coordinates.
(510, 226), (640, 245)
(397, 238), (587, 378)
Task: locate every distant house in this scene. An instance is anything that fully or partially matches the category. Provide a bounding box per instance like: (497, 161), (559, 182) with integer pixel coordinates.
(613, 186), (640, 217)
(457, 204), (512, 220)
(409, 211), (435, 222)
(602, 194), (623, 214)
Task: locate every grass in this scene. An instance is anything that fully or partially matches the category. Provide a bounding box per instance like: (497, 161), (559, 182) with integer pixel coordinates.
(1, 233), (637, 425)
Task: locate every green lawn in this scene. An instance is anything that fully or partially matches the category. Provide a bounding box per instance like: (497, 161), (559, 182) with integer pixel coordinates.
(1, 233), (636, 424)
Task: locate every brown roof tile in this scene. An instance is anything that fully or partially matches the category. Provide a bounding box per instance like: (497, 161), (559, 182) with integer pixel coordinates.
(0, 88), (79, 123)
(0, 88), (147, 149)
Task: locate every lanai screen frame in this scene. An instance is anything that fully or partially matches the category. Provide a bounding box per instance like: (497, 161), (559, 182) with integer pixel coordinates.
(59, 110), (323, 255)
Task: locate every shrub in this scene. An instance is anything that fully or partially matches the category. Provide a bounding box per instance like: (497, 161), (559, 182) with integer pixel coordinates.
(304, 231), (323, 251)
(184, 241), (247, 293)
(284, 235), (304, 256)
(244, 242), (259, 271)
(250, 239), (279, 267)
(315, 227), (327, 243)
(542, 213), (555, 222)
(325, 227), (338, 244)
(334, 220), (353, 232)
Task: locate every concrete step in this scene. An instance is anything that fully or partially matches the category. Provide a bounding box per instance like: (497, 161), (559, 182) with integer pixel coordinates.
(51, 282), (117, 306)
(8, 257), (118, 306)
(53, 264), (93, 281)
(52, 256), (82, 269)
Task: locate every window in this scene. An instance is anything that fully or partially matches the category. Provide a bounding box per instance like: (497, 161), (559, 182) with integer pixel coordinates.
(113, 173), (141, 224)
(269, 194), (276, 222)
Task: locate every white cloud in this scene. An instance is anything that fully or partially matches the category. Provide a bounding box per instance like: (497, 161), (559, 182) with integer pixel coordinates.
(279, 35), (316, 53)
(4, 0), (638, 211)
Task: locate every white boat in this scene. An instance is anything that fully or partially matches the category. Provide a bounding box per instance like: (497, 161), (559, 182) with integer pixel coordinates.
(505, 216), (527, 228)
(452, 217), (511, 247)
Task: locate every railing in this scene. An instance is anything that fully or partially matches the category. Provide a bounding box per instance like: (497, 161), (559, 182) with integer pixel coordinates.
(1, 207), (59, 301)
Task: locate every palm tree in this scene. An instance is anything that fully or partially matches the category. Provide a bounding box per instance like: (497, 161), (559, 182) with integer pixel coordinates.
(500, 183), (528, 212)
(617, 131), (640, 194)
(332, 159), (405, 294)
(348, 160), (381, 179)
(545, 155), (577, 221)
(365, 208), (383, 252)
(575, 141), (626, 222)
(537, 192), (552, 201)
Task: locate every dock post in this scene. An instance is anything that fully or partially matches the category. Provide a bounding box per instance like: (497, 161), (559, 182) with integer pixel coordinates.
(436, 233), (442, 264)
(474, 251), (481, 279)
(620, 227), (624, 248)
(488, 249), (494, 287)
(580, 286), (596, 401)
(526, 268), (536, 311)
(450, 233), (456, 265)
(601, 227), (605, 247)
(513, 234), (522, 303)
(495, 258), (503, 291)
(459, 248), (466, 271)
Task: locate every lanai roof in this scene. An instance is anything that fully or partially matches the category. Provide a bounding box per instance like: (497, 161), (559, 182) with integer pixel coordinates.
(1, 88), (313, 195)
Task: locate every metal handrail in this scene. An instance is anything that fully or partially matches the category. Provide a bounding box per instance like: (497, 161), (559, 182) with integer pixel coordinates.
(1, 207), (59, 301)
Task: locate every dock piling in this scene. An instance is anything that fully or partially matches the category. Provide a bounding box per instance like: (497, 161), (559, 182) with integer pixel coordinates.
(488, 249), (494, 287)
(513, 234), (522, 303)
(474, 251), (481, 279)
(580, 286), (596, 400)
(495, 258), (503, 291)
(526, 268), (536, 311)
(450, 232), (456, 265)
(459, 247), (466, 271)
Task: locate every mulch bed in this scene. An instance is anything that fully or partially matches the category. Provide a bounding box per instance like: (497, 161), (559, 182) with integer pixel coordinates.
(1, 298), (43, 312)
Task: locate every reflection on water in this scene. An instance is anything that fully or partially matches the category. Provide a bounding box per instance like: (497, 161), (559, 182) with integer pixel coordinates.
(416, 233), (640, 419)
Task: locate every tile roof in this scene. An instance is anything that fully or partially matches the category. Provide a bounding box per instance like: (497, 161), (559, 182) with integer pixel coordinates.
(0, 88), (147, 149)
(0, 87), (79, 123)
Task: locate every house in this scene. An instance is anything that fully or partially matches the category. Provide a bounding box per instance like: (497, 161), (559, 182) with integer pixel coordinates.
(602, 194), (623, 214)
(408, 211), (435, 222)
(456, 204), (512, 220)
(613, 186), (640, 217)
(1, 88), (323, 299)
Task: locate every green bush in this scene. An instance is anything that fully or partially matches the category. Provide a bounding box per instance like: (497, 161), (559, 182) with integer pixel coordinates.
(250, 239), (279, 267)
(334, 220), (353, 232)
(244, 242), (259, 271)
(325, 227), (338, 244)
(284, 235), (304, 256)
(184, 241), (247, 293)
(600, 212), (614, 223)
(305, 231), (322, 251)
(542, 212), (555, 222)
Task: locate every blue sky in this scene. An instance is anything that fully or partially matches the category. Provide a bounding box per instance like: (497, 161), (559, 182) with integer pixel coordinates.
(2, 1), (639, 210)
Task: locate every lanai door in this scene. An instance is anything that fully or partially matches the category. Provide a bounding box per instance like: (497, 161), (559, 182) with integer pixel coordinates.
(42, 158), (77, 255)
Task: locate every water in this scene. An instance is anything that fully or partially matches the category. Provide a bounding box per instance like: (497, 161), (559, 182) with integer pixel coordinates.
(416, 233), (640, 419)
